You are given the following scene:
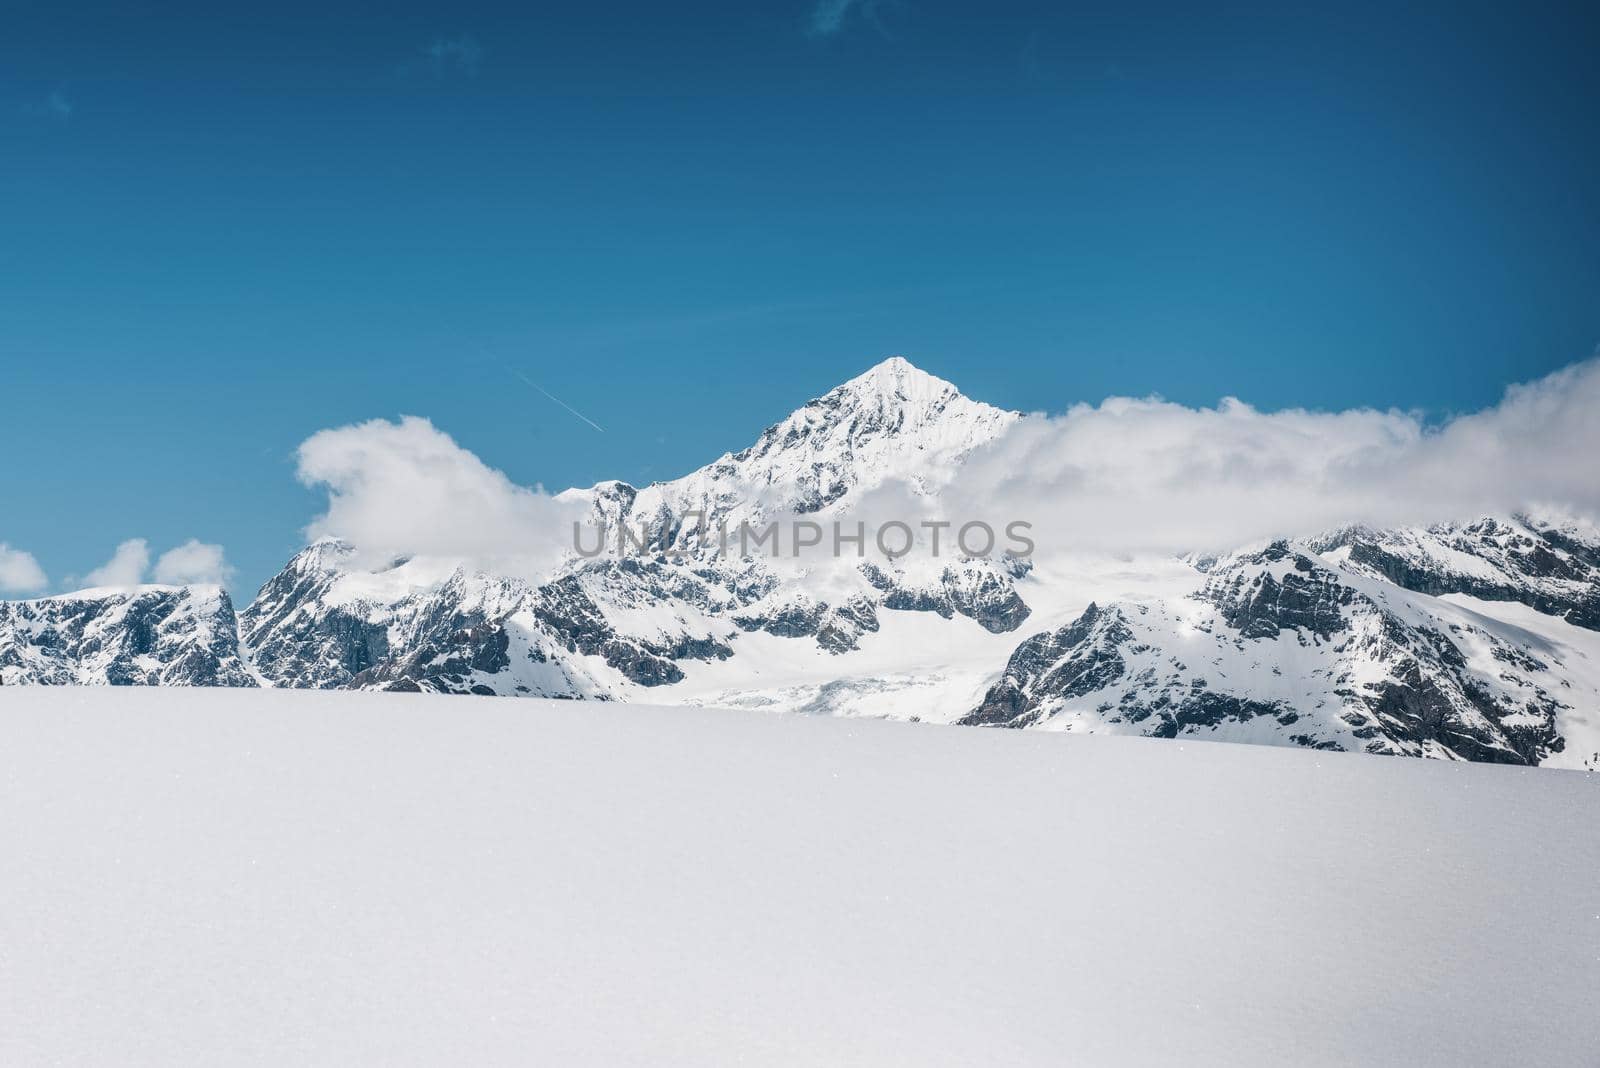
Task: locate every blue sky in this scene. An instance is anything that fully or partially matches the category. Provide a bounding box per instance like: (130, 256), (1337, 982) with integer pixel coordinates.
(3, 0), (1598, 595)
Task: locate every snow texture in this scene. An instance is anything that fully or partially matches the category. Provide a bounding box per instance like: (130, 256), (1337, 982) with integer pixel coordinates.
(1, 687), (1596, 1065)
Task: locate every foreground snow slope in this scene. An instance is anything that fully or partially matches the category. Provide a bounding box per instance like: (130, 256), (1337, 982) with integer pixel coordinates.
(2, 689), (1597, 1066)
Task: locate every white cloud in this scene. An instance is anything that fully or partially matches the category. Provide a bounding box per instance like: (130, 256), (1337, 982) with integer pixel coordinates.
(296, 416), (585, 580)
(904, 356), (1600, 559)
(0, 543), (48, 594)
(83, 539), (151, 588)
(153, 540), (234, 587)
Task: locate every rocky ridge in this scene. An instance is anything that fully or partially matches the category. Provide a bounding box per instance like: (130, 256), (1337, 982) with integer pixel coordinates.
(5, 360), (1598, 769)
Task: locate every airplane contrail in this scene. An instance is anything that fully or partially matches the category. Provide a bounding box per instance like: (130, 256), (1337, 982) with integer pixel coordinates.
(504, 366), (606, 433)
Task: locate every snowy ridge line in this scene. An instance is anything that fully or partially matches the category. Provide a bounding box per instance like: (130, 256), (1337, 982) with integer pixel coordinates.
(4, 360), (1600, 769)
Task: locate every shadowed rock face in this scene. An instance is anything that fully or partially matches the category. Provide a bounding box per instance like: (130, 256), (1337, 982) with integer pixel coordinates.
(234, 534), (1032, 691)
(237, 540), (391, 689)
(733, 594), (881, 655)
(237, 549), (731, 694)
(0, 586), (254, 687)
(962, 603), (1304, 739)
(531, 575), (685, 685)
(349, 619), (514, 695)
(861, 559), (1031, 635)
(1201, 541), (1355, 640)
(964, 543), (1572, 766)
(1311, 516), (1600, 631)
(963, 602), (1130, 728)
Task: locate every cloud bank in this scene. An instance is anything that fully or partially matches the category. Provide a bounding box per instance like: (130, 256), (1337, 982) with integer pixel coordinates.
(0, 544), (48, 594)
(289, 359), (1600, 579)
(915, 355), (1600, 558)
(297, 416), (584, 580)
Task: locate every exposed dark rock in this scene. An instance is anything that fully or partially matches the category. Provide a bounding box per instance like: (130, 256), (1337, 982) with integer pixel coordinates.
(862, 561), (1030, 634)
(962, 545), (1571, 765)
(1317, 517), (1600, 632)
(0, 586), (255, 687)
(1201, 543), (1352, 641)
(963, 603), (1130, 728)
(734, 595), (881, 654)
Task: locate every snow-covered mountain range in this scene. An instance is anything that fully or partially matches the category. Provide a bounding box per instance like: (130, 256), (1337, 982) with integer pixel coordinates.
(0, 584), (252, 687)
(5, 357), (1599, 769)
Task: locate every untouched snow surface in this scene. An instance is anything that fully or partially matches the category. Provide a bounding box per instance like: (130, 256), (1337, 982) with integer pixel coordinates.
(2, 688), (1597, 1066)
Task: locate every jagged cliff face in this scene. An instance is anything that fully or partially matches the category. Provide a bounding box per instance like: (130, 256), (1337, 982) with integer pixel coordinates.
(230, 358), (1034, 698)
(0, 585), (253, 687)
(240, 539), (393, 689)
(965, 538), (1594, 767)
(5, 359), (1599, 769)
(1311, 515), (1600, 630)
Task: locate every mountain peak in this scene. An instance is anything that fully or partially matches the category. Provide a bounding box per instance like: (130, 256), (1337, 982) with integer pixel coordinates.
(290, 536), (357, 572)
(783, 355), (1011, 450)
(830, 356), (959, 406)
(849, 354), (920, 382)
(562, 355), (1016, 550)
(647, 355), (1020, 520)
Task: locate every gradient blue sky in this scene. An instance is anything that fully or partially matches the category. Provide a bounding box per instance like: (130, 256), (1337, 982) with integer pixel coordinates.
(3, 0), (1598, 594)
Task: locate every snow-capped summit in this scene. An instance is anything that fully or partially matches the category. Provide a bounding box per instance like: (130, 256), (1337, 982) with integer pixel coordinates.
(586, 356), (1018, 552)
(728, 354), (1015, 504)
(811, 354), (988, 430)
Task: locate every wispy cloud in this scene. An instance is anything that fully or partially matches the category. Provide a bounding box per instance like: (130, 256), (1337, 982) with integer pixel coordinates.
(426, 34), (484, 77)
(807, 0), (897, 38)
(19, 90), (72, 122)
